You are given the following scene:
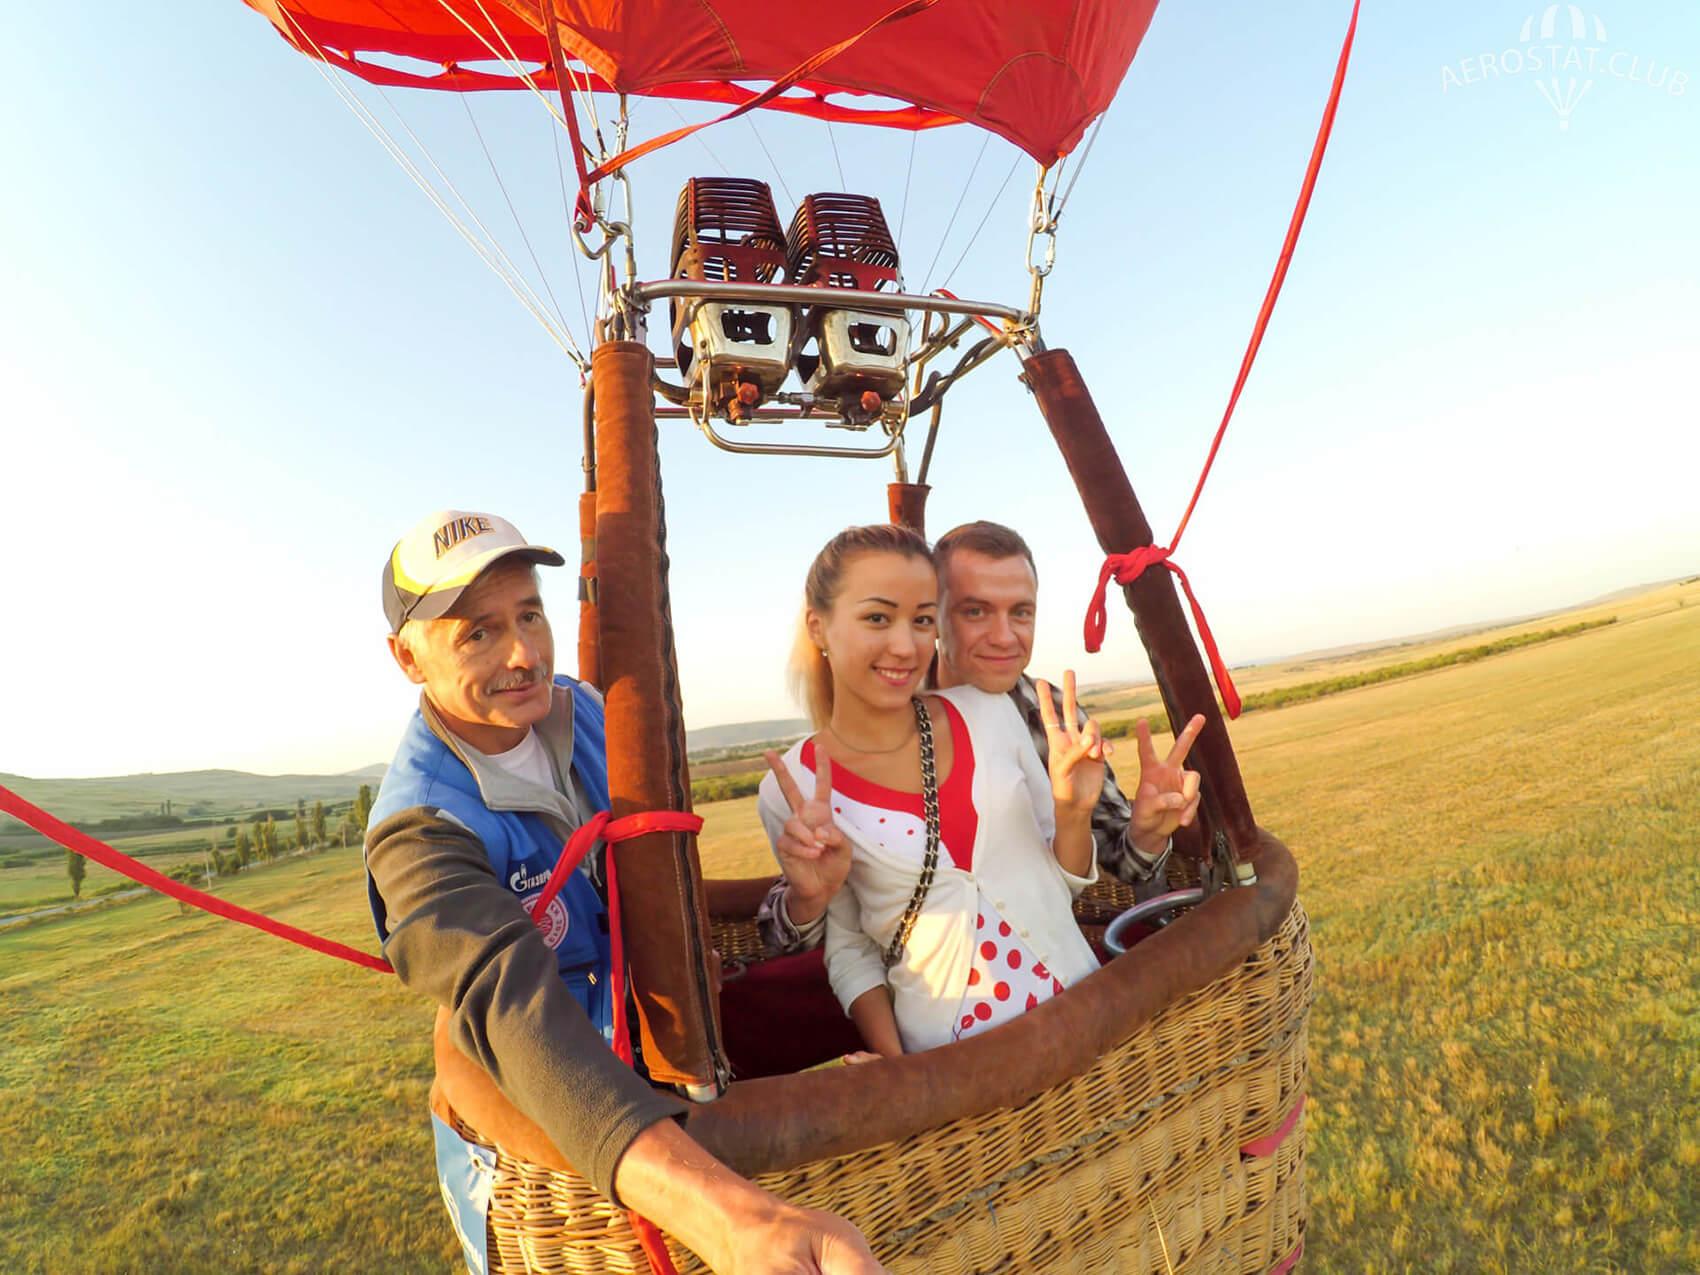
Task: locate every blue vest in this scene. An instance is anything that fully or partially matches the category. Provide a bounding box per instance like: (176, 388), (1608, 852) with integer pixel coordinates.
(367, 677), (614, 1039)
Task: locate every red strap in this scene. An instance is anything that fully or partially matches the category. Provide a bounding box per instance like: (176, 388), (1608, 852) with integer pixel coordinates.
(2, 774), (704, 986)
(526, 808), (704, 931)
(1266, 1239), (1305, 1275)
(1082, 0), (1360, 718)
(0, 780), (395, 974)
(4, 769), (700, 1275)
(576, 0), (939, 204)
(1085, 547), (1241, 719)
(932, 287), (1002, 337)
(1239, 1094), (1304, 1158)
(587, 810), (704, 1275)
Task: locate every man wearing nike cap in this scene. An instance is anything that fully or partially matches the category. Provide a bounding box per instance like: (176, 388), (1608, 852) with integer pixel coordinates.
(367, 509), (882, 1275)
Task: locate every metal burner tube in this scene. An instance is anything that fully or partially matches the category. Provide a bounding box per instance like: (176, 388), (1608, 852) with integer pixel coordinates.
(631, 279), (1025, 323)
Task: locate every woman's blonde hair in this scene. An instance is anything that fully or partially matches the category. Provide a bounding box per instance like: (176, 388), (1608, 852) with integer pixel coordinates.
(787, 524), (932, 728)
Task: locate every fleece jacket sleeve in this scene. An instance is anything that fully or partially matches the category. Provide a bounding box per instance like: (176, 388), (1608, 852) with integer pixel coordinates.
(366, 805), (685, 1201)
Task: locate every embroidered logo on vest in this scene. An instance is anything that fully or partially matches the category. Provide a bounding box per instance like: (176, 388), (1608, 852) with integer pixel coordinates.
(519, 891), (571, 948)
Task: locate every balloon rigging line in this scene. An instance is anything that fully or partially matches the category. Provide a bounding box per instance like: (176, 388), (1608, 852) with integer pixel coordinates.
(551, 118), (596, 345)
(461, 94), (574, 338)
(427, 0), (571, 136)
(365, 77), (585, 364)
(1052, 113), (1107, 222)
(938, 150), (1022, 292)
(896, 129), (918, 265)
(919, 130), (990, 295)
(746, 116), (796, 207)
(280, 10), (584, 368)
(826, 121), (848, 189)
(664, 100), (732, 176)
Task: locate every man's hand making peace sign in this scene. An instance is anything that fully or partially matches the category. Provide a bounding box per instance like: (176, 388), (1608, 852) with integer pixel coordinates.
(1035, 671), (1205, 862)
(763, 746), (853, 927)
(1127, 712), (1205, 858)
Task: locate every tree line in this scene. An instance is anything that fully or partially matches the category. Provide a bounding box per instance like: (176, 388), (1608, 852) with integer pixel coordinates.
(66, 785), (377, 899)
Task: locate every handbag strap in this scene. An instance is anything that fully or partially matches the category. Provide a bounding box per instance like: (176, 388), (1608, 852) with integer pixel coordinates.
(883, 696), (941, 968)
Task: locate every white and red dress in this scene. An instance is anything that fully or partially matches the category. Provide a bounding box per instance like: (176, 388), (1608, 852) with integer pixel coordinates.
(757, 686), (1102, 1054)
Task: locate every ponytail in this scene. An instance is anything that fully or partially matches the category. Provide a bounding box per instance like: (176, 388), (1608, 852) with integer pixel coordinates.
(787, 611), (835, 729)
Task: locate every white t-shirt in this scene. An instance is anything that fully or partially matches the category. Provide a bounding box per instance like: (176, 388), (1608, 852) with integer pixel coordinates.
(485, 728), (554, 791)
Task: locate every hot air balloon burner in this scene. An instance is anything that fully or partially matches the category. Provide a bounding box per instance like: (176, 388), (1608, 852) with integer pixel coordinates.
(669, 178), (796, 421)
(786, 194), (910, 429)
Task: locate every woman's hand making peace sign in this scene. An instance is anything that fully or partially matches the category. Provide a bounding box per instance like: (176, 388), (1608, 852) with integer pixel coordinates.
(1034, 671), (1109, 823)
(763, 747), (853, 926)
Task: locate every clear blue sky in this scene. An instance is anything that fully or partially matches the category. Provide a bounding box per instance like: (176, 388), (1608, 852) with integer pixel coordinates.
(2, 2), (1695, 778)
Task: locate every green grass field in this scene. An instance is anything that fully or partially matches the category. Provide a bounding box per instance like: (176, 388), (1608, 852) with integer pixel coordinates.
(2, 582), (1696, 1272)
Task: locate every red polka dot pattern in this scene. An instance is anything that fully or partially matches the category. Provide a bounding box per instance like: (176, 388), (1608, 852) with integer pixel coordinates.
(954, 896), (1066, 1042)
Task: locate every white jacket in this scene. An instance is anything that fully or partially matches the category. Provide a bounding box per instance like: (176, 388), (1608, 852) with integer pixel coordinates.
(757, 685), (1100, 1053)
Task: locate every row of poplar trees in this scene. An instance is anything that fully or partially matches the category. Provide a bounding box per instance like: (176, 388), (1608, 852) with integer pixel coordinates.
(65, 784), (376, 897)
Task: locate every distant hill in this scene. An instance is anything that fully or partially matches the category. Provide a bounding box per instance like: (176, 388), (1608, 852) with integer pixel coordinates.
(686, 718), (809, 757)
(0, 768), (383, 827)
(11, 576), (1687, 825)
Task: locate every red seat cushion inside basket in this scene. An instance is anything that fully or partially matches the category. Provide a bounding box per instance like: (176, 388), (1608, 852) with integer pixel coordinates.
(719, 947), (866, 1079)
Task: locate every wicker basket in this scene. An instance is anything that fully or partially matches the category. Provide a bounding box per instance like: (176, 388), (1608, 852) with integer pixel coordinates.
(456, 900), (1312, 1274)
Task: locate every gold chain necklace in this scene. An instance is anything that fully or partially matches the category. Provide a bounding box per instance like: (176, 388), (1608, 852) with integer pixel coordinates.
(826, 716), (918, 756)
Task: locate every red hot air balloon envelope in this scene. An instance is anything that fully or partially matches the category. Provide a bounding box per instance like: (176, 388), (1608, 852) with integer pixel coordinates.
(242, 0), (1161, 166)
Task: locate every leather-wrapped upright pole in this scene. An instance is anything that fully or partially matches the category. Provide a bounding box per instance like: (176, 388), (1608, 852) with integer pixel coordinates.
(590, 339), (725, 1090)
(886, 482), (930, 534)
(576, 489), (601, 690)
(1021, 348), (1259, 863)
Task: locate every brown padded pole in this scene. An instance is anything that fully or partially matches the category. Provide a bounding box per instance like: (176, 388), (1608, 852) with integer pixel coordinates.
(576, 489), (601, 689)
(591, 340), (724, 1090)
(1021, 348), (1259, 863)
(432, 831), (1298, 1177)
(886, 482), (930, 534)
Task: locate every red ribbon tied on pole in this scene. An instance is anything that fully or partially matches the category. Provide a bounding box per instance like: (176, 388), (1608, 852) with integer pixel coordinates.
(1084, 547), (1241, 719)
(1079, 0), (1359, 725)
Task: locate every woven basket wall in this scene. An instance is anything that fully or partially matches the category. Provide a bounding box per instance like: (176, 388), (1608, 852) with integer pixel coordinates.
(456, 901), (1312, 1274)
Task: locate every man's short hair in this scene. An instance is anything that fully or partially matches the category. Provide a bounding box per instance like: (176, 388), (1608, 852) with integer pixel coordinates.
(933, 521), (1037, 581)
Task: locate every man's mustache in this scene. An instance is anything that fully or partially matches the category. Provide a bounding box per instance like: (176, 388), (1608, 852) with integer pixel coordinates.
(487, 666), (546, 693)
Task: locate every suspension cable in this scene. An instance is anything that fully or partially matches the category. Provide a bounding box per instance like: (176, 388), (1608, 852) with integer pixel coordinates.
(826, 121), (848, 189)
(664, 100), (732, 175)
(896, 129), (918, 264)
(551, 117), (595, 344)
(746, 116), (796, 206)
(368, 80), (586, 365)
(460, 93), (572, 335)
(280, 10), (586, 369)
(938, 151), (1021, 292)
(427, 0), (572, 133)
(1051, 112), (1107, 223)
(919, 131), (989, 294)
